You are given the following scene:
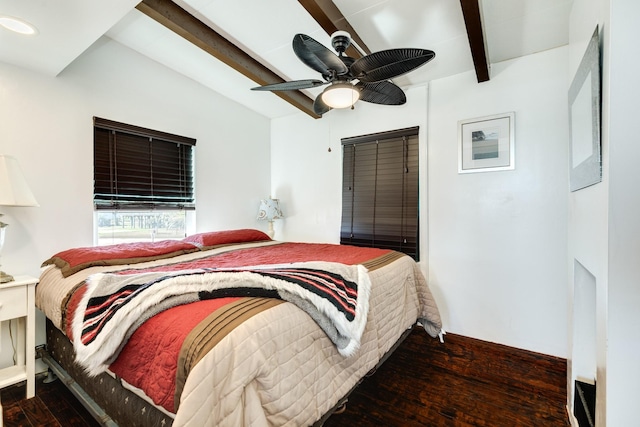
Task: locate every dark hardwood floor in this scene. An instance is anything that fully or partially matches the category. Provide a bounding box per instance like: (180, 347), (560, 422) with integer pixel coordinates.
(325, 330), (569, 426)
(1, 374), (99, 427)
(1, 329), (568, 426)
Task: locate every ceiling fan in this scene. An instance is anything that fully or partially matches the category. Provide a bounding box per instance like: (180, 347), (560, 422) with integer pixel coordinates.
(251, 31), (435, 116)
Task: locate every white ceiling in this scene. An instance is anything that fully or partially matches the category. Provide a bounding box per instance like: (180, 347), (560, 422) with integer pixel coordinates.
(0, 0), (573, 119)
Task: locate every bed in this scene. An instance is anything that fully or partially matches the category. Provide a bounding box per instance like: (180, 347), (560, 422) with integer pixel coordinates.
(35, 229), (442, 426)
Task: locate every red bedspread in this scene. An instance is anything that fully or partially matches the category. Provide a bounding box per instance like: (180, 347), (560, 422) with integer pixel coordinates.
(66, 242), (391, 413)
(118, 242), (391, 273)
(109, 298), (240, 411)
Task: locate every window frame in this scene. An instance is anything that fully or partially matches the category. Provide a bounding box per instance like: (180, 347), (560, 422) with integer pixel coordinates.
(93, 117), (197, 245)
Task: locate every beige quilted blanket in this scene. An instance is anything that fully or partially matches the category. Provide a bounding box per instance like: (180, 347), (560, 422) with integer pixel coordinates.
(172, 255), (440, 426)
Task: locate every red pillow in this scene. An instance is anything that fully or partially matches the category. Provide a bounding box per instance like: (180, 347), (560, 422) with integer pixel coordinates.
(42, 240), (200, 277)
(183, 229), (271, 249)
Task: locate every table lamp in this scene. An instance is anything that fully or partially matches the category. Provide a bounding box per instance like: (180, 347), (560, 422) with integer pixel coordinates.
(257, 198), (283, 239)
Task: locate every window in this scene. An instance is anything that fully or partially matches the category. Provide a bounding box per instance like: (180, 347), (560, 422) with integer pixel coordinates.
(93, 117), (196, 244)
(340, 127), (419, 260)
(94, 211), (192, 245)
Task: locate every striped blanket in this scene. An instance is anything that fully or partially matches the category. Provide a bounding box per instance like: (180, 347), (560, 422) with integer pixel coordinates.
(72, 261), (371, 376)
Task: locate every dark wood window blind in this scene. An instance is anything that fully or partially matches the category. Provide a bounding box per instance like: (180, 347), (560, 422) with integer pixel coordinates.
(341, 127), (419, 260)
(93, 117), (196, 210)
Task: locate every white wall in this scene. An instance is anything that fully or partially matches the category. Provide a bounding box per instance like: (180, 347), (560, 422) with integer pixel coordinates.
(429, 47), (568, 357)
(273, 47), (569, 358)
(567, 0), (609, 424)
(0, 37), (271, 369)
(607, 2), (640, 424)
(565, 0), (640, 424)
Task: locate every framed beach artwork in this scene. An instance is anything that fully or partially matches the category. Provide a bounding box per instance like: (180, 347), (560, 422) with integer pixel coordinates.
(458, 112), (515, 173)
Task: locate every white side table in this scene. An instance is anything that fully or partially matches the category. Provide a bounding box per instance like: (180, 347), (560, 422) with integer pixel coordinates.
(0, 275), (37, 400)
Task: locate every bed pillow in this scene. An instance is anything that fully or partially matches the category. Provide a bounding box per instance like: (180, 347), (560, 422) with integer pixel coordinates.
(183, 229), (271, 249)
(41, 240), (200, 278)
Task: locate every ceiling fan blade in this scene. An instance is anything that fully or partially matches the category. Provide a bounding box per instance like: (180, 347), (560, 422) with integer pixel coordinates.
(293, 34), (349, 77)
(313, 95), (331, 116)
(251, 79), (327, 91)
(357, 81), (406, 105)
(351, 48), (435, 83)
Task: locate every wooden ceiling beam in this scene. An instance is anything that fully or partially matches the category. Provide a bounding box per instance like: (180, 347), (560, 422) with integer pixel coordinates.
(460, 0), (490, 82)
(137, 0), (320, 118)
(298, 0), (371, 58)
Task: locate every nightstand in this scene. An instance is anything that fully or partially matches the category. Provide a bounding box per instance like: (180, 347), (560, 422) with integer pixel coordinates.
(0, 275), (37, 399)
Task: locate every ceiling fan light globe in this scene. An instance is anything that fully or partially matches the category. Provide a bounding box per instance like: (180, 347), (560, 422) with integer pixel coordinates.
(321, 83), (360, 109)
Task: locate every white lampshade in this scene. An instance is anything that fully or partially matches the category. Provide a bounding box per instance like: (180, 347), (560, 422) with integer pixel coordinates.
(0, 155), (38, 282)
(257, 198), (283, 221)
(321, 82), (360, 109)
(0, 155), (39, 207)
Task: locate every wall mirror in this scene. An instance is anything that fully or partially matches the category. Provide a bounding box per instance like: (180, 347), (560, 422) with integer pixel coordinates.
(568, 26), (601, 192)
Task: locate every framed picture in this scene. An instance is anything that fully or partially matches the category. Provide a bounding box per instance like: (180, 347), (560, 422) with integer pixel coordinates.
(458, 112), (515, 173)
(568, 26), (601, 192)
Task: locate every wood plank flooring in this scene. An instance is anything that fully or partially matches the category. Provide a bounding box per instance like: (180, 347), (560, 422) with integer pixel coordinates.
(1, 374), (99, 427)
(1, 329), (568, 426)
(325, 329), (569, 426)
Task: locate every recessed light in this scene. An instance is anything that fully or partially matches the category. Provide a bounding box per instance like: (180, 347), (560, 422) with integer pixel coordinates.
(0, 15), (38, 35)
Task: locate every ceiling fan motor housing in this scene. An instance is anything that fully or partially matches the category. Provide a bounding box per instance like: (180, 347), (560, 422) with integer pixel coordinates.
(331, 30), (351, 54)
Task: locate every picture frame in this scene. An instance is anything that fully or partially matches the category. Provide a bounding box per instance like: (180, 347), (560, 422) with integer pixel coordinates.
(458, 112), (515, 173)
(568, 26), (601, 192)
